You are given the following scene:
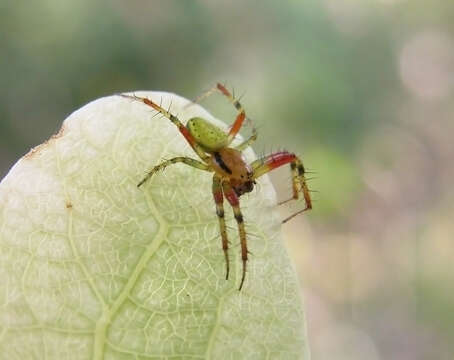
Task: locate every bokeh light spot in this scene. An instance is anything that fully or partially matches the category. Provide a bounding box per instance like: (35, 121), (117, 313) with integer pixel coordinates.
(399, 31), (454, 100)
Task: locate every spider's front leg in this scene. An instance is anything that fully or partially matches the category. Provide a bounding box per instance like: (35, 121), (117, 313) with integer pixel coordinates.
(120, 93), (209, 162)
(212, 175), (230, 280)
(251, 151), (312, 223)
(138, 157), (210, 187)
(215, 83), (257, 150)
(222, 182), (248, 291)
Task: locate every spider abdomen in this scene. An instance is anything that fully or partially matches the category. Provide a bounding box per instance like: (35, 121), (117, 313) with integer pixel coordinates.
(187, 117), (228, 152)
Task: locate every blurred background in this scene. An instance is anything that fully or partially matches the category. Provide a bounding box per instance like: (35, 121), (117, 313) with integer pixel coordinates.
(1, 0), (453, 358)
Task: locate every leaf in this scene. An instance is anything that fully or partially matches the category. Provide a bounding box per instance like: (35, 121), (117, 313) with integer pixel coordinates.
(0, 92), (310, 359)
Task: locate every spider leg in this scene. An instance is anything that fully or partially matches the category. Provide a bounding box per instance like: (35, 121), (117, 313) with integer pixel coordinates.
(251, 151), (312, 220)
(183, 86), (219, 109)
(234, 125), (257, 151)
(222, 182), (248, 291)
(212, 175), (230, 280)
(215, 83), (247, 144)
(120, 94), (209, 161)
(137, 157), (210, 187)
(277, 160), (300, 206)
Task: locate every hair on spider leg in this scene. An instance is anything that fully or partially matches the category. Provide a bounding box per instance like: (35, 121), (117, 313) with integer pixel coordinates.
(303, 167), (318, 175)
(118, 92), (143, 104)
(237, 89), (248, 103)
(277, 145), (288, 153)
(166, 98), (174, 114)
(255, 145), (274, 162)
(306, 198), (319, 205)
(304, 176), (319, 182)
(243, 229), (261, 241)
(222, 223), (260, 240)
(149, 111), (160, 119)
(243, 120), (262, 137)
(259, 142), (280, 155)
(249, 119), (262, 129)
(156, 113), (169, 122)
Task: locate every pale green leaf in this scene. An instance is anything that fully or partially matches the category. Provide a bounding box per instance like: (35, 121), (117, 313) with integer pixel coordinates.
(0, 92), (310, 359)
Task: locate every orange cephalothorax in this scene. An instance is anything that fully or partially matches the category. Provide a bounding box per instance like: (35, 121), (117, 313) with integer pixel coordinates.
(210, 148), (256, 196)
(211, 148), (252, 180)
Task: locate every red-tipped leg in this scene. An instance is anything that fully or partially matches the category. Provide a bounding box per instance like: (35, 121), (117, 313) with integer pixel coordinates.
(251, 151), (312, 222)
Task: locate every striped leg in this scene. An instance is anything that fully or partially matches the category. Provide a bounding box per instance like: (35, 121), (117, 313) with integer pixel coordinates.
(120, 94), (209, 161)
(215, 83), (247, 144)
(183, 86), (219, 108)
(277, 161), (300, 206)
(251, 151), (312, 222)
(138, 157), (210, 187)
(223, 182), (248, 291)
(234, 127), (258, 151)
(212, 175), (230, 280)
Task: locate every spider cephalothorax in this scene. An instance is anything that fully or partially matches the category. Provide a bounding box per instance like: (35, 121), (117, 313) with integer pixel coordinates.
(121, 84), (312, 290)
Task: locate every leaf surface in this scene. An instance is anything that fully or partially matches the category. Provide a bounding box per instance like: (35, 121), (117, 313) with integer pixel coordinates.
(0, 92), (309, 359)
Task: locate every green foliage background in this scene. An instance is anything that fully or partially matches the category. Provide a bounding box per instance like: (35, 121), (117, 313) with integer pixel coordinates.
(1, 0), (454, 359)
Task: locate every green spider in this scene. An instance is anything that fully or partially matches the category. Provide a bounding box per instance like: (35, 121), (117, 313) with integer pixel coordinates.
(120, 84), (312, 290)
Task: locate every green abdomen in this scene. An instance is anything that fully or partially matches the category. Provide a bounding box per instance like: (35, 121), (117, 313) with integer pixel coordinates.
(187, 117), (228, 152)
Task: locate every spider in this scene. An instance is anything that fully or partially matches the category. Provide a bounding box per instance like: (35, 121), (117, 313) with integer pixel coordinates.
(120, 84), (312, 290)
